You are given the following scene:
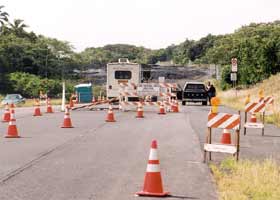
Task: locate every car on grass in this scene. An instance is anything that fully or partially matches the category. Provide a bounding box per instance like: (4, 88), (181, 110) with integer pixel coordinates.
(182, 82), (208, 106)
(1, 94), (26, 105)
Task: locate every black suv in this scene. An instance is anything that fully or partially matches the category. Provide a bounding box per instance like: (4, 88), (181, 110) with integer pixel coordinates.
(182, 82), (208, 105)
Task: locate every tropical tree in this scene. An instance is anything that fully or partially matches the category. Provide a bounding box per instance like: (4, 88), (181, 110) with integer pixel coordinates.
(0, 5), (9, 26)
(9, 19), (29, 37)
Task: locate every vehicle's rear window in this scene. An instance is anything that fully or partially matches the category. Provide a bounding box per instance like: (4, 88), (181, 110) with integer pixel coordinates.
(115, 71), (132, 79)
(185, 84), (205, 90)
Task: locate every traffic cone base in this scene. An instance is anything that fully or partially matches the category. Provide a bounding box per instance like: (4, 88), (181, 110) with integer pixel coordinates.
(220, 134), (231, 144)
(220, 129), (231, 144)
(250, 113), (257, 123)
(136, 172), (170, 197)
(61, 116), (73, 128)
(136, 112), (144, 118)
(106, 113), (116, 122)
(33, 108), (42, 116)
(158, 109), (166, 115)
(46, 108), (54, 113)
(46, 106), (54, 113)
(5, 121), (20, 138)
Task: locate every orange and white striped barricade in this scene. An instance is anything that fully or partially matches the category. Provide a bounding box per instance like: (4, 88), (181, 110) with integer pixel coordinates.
(119, 82), (139, 103)
(158, 83), (177, 102)
(204, 111), (241, 162)
(119, 82), (137, 89)
(119, 101), (172, 112)
(263, 96), (274, 116)
(159, 83), (178, 89)
(244, 102), (265, 136)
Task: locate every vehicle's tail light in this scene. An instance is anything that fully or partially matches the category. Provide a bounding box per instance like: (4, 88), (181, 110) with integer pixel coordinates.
(109, 85), (112, 89)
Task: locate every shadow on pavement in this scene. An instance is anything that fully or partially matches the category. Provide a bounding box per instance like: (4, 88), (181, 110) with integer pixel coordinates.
(166, 194), (199, 199)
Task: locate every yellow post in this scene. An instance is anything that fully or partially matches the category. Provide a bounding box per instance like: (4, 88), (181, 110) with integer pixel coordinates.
(210, 97), (221, 113)
(245, 94), (250, 105)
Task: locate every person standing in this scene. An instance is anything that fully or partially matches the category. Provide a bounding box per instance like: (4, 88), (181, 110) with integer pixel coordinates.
(207, 84), (216, 105)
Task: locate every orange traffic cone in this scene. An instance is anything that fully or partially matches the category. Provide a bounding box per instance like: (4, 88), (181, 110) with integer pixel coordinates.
(69, 97), (74, 108)
(2, 103), (10, 122)
(105, 105), (116, 122)
(61, 106), (73, 128)
(158, 102), (166, 115)
(5, 109), (20, 138)
(136, 140), (169, 197)
(171, 100), (179, 113)
(136, 103), (144, 118)
(33, 100), (42, 116)
(220, 129), (231, 144)
(46, 98), (54, 113)
(170, 100), (175, 112)
(250, 112), (257, 123)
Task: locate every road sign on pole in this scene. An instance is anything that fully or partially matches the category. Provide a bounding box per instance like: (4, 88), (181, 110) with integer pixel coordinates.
(231, 58), (238, 72)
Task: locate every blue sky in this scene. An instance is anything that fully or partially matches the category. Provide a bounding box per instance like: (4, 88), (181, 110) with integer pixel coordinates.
(2, 0), (279, 52)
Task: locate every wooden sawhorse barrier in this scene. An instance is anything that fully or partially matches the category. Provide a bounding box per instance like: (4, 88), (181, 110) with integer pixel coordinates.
(204, 111), (241, 162)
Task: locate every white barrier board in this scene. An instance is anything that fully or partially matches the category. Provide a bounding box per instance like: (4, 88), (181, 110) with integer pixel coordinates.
(244, 122), (264, 129)
(204, 144), (237, 154)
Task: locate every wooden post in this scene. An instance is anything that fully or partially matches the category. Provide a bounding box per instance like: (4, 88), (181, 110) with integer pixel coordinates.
(262, 111), (265, 136)
(204, 127), (211, 163)
(236, 129), (240, 161)
(244, 112), (247, 135)
(209, 128), (212, 161)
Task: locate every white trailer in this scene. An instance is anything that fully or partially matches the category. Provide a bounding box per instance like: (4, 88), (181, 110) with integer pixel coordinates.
(106, 58), (141, 99)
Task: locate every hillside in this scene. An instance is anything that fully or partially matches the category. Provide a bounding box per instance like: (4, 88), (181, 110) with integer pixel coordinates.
(218, 73), (280, 126)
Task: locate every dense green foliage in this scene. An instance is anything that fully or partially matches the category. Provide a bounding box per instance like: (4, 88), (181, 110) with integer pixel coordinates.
(205, 21), (280, 89)
(7, 72), (74, 97)
(1, 4), (280, 94)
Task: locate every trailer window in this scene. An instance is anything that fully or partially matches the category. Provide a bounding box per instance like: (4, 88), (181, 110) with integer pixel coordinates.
(115, 71), (132, 79)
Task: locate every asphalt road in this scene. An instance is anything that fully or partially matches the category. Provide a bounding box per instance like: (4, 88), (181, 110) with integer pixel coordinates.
(0, 105), (218, 200)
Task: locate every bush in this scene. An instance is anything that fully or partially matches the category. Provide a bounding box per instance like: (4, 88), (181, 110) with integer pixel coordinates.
(7, 72), (74, 98)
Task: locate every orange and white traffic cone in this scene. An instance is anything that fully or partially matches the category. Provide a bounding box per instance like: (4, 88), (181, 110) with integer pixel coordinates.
(136, 140), (169, 197)
(5, 109), (20, 138)
(158, 102), (166, 115)
(220, 129), (231, 144)
(136, 103), (144, 118)
(105, 105), (116, 122)
(61, 106), (73, 128)
(170, 100), (175, 112)
(46, 98), (54, 113)
(2, 103), (10, 122)
(171, 100), (179, 113)
(69, 97), (74, 109)
(92, 96), (96, 103)
(33, 100), (42, 116)
(250, 112), (257, 123)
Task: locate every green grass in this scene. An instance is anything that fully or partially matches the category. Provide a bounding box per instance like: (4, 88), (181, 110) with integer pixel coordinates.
(210, 158), (280, 200)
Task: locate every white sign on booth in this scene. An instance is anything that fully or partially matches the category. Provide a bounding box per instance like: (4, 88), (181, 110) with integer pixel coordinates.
(137, 83), (160, 96)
